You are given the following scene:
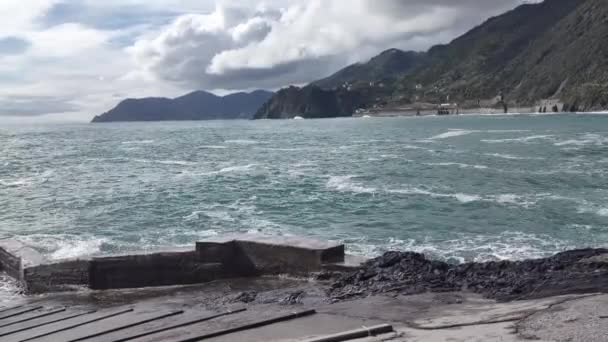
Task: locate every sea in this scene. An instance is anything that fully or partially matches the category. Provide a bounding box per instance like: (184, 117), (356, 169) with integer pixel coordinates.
(1, 113), (608, 302)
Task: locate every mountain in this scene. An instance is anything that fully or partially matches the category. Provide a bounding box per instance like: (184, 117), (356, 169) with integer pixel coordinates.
(91, 90), (273, 123)
(256, 0), (608, 119)
(254, 85), (394, 119)
(311, 49), (426, 90)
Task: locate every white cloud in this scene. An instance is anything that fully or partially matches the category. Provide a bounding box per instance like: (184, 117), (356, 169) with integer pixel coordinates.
(130, 0), (524, 91)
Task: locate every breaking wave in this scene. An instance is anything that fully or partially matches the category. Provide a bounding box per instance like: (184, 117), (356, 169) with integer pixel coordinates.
(482, 135), (555, 144)
(16, 234), (108, 260)
(430, 130), (476, 139)
(326, 176), (377, 194)
(424, 162), (489, 170)
(347, 232), (574, 263)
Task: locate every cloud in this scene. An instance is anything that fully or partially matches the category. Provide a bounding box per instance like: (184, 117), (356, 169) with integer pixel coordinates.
(0, 95), (78, 116)
(0, 37), (30, 55)
(40, 2), (179, 30)
(130, 0), (525, 90)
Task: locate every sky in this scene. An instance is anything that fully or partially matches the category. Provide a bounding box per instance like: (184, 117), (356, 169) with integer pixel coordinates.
(0, 0), (533, 122)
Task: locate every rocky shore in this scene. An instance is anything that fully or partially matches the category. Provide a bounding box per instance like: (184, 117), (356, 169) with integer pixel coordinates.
(326, 249), (608, 302)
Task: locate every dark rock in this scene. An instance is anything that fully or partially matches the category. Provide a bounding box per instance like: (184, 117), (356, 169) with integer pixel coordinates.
(232, 291), (258, 303)
(329, 249), (608, 302)
(279, 290), (305, 305)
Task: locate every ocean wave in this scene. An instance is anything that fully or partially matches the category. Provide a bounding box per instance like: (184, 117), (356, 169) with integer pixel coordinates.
(157, 160), (197, 166)
(484, 153), (545, 160)
(0, 170), (53, 188)
(218, 164), (257, 173)
(0, 273), (24, 306)
(430, 130), (476, 139)
(225, 139), (258, 145)
(424, 162), (489, 170)
(554, 133), (608, 147)
(481, 135), (555, 144)
(180, 164), (258, 177)
(388, 187), (564, 207)
(326, 176), (377, 194)
(578, 205), (608, 218)
(429, 129), (531, 140)
(121, 140), (155, 145)
(386, 187), (481, 203)
(133, 159), (196, 166)
(16, 234), (108, 260)
(200, 145), (228, 149)
(347, 231), (573, 263)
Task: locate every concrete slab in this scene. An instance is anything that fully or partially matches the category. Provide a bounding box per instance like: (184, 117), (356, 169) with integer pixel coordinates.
(0, 307), (65, 328)
(127, 308), (315, 342)
(28, 309), (183, 342)
(203, 313), (384, 342)
(0, 306), (43, 321)
(397, 322), (529, 342)
(83, 309), (243, 342)
(0, 310), (94, 338)
(8, 307), (133, 342)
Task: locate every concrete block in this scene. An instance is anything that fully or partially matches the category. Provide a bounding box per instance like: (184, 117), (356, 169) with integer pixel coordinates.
(0, 239), (47, 280)
(197, 234), (346, 275)
(23, 259), (90, 293)
(89, 250), (226, 290)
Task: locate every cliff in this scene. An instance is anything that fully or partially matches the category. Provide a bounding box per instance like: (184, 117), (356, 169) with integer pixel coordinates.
(256, 0), (608, 118)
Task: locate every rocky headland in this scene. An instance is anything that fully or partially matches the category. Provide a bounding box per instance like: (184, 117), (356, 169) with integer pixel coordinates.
(256, 0), (608, 119)
(92, 90), (273, 123)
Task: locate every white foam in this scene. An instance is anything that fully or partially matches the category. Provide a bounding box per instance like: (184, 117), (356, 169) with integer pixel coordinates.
(347, 231), (573, 263)
(225, 139), (258, 145)
(484, 153), (545, 160)
(386, 187), (480, 203)
(51, 238), (107, 260)
(0, 170), (53, 188)
(0, 273), (24, 307)
(200, 145), (227, 149)
(218, 164), (257, 173)
(179, 164), (258, 177)
(430, 130), (476, 139)
(16, 234), (107, 260)
(424, 162), (489, 170)
(157, 160), (197, 166)
(387, 187), (563, 207)
(453, 194), (483, 203)
(121, 140), (154, 145)
(482, 135), (554, 144)
(0, 179), (30, 187)
(596, 208), (608, 217)
(554, 133), (608, 147)
(326, 176), (377, 194)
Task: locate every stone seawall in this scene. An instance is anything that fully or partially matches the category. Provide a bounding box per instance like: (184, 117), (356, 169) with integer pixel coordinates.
(0, 235), (353, 294)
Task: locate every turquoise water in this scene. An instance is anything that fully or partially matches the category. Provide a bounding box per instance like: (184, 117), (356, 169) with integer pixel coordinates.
(1, 114), (608, 269)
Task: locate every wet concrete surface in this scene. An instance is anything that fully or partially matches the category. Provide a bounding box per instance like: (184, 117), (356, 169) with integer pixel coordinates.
(1, 275), (607, 341)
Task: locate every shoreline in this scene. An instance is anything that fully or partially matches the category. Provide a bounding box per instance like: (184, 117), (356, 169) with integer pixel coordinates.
(1, 247), (607, 341)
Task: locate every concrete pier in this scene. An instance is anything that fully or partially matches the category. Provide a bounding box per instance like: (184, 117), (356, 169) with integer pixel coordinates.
(0, 235), (353, 294)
